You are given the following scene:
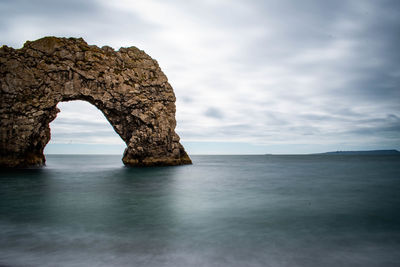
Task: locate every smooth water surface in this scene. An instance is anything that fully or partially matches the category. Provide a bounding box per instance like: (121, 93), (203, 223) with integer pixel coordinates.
(1, 155), (400, 266)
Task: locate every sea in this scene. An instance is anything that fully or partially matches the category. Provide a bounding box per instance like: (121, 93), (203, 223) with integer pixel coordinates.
(0, 154), (399, 267)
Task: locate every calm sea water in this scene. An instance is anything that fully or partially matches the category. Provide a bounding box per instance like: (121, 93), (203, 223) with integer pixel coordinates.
(1, 155), (400, 267)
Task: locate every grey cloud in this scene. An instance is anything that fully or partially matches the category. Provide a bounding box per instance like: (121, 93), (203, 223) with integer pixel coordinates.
(204, 107), (224, 119)
(345, 123), (400, 138)
(0, 0), (100, 17)
(180, 96), (193, 103)
(51, 118), (111, 127)
(0, 0), (101, 38)
(0, 0), (159, 49)
(230, 2), (353, 64)
(51, 131), (120, 139)
(299, 114), (341, 122)
(229, 1), (400, 104)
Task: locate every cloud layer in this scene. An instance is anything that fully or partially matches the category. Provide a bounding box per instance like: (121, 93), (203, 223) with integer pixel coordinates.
(1, 0), (399, 153)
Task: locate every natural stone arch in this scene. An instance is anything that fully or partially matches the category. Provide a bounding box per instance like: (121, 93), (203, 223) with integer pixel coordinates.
(0, 37), (191, 167)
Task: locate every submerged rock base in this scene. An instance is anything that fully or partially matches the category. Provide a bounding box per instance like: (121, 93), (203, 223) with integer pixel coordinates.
(0, 36), (191, 168)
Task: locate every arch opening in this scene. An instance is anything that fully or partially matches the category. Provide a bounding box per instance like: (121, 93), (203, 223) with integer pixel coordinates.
(44, 100), (126, 156)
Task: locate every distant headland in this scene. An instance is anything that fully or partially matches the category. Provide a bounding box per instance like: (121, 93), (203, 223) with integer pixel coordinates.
(318, 150), (400, 155)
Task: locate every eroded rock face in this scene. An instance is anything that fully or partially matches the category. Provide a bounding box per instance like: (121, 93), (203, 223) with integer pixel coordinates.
(0, 37), (191, 167)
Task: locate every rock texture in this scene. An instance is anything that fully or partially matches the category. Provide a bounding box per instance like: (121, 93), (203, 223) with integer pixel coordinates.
(0, 36), (191, 167)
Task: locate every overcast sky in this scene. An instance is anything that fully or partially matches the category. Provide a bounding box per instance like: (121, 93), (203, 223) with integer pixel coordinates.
(1, 0), (399, 154)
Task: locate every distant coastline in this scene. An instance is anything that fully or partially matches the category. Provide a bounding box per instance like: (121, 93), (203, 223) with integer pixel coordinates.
(263, 150), (400, 156)
(316, 150), (400, 155)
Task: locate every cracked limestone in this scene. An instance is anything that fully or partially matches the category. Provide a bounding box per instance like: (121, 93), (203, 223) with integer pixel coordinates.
(0, 37), (191, 167)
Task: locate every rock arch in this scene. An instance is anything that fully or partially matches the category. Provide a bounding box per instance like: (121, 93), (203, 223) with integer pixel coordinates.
(0, 37), (191, 167)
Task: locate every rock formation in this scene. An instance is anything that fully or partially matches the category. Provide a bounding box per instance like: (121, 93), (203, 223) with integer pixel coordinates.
(0, 37), (191, 167)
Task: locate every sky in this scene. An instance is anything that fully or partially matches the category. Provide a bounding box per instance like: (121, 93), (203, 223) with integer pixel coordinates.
(1, 0), (399, 154)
